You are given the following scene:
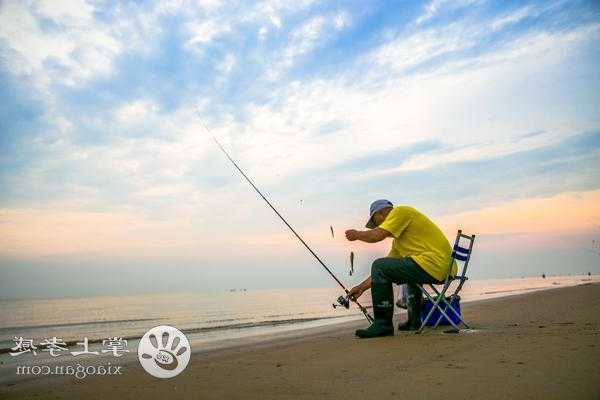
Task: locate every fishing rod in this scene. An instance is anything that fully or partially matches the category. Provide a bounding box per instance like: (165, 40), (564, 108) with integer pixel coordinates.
(212, 136), (374, 323)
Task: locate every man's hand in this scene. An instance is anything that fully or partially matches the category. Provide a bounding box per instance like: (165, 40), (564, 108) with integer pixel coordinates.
(348, 285), (365, 300)
(345, 229), (360, 241)
(346, 228), (391, 243)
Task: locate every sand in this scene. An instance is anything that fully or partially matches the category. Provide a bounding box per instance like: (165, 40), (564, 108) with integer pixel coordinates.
(1, 283), (599, 400)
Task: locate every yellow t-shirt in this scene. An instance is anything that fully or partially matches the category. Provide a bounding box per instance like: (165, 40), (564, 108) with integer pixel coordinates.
(377, 206), (457, 282)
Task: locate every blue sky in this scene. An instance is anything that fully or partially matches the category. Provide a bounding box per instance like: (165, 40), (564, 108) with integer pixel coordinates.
(0, 0), (599, 298)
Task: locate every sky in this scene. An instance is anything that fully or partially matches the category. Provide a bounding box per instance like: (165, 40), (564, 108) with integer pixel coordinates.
(0, 0), (599, 299)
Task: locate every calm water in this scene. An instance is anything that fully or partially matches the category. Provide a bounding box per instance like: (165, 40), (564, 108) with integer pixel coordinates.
(0, 275), (597, 351)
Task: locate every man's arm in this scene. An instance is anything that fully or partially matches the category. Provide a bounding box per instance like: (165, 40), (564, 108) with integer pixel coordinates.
(348, 276), (372, 300)
(344, 228), (392, 299)
(345, 227), (391, 243)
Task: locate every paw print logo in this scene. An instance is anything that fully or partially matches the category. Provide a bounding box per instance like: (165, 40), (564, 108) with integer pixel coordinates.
(137, 325), (190, 378)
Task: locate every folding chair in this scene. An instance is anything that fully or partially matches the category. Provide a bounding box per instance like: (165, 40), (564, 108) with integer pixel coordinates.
(416, 229), (475, 333)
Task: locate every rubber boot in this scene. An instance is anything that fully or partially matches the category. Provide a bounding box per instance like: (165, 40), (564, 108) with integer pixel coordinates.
(355, 280), (394, 338)
(397, 284), (423, 331)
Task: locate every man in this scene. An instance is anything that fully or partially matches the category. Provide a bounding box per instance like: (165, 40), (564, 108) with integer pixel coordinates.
(345, 199), (457, 338)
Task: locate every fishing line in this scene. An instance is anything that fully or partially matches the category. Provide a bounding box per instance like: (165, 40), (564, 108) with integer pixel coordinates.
(208, 132), (373, 323)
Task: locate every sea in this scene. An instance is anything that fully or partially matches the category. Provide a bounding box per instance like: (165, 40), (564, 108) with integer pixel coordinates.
(1, 274), (597, 354)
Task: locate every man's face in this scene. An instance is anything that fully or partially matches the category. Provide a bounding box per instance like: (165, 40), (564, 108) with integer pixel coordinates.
(373, 210), (386, 227)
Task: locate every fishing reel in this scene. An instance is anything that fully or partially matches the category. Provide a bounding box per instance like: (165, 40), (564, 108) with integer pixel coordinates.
(332, 295), (350, 309)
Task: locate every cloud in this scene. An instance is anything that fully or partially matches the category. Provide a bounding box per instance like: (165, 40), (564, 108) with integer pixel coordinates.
(436, 189), (600, 237)
(357, 131), (600, 215)
(258, 26), (269, 40)
(0, 0), (600, 299)
(34, 0), (95, 23)
(333, 10), (351, 30)
(266, 9), (353, 79)
(1, 0), (599, 269)
(218, 53), (236, 75)
(416, 0), (481, 25)
(115, 100), (160, 123)
(372, 24), (472, 75)
(4, 0), (597, 198)
(0, 1), (120, 88)
(185, 19), (231, 48)
(491, 5), (536, 31)
(266, 15), (326, 79)
(224, 19), (600, 189)
(250, 0), (318, 28)
(519, 130), (546, 140)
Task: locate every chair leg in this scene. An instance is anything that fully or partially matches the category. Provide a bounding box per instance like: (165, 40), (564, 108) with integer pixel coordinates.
(428, 286), (445, 328)
(429, 285), (446, 329)
(417, 285), (468, 332)
(432, 296), (469, 330)
(426, 287), (462, 331)
(428, 285), (445, 327)
(440, 296), (470, 329)
(416, 287), (441, 333)
(426, 285), (470, 329)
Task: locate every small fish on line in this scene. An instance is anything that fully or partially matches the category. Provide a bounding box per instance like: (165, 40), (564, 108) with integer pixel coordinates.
(349, 251), (355, 276)
(330, 226), (334, 238)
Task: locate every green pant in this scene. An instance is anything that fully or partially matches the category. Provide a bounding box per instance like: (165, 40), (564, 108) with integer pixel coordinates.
(370, 257), (441, 323)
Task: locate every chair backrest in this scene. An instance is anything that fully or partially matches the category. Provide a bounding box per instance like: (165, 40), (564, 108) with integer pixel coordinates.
(445, 229), (476, 294)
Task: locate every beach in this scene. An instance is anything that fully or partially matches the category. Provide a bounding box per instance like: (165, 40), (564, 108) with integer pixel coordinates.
(1, 282), (598, 400)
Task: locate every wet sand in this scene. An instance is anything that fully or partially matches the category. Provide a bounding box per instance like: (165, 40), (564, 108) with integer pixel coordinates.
(1, 283), (599, 399)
